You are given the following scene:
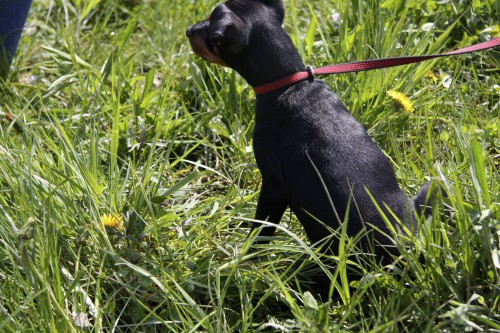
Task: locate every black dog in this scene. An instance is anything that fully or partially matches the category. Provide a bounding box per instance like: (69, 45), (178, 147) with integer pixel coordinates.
(186, 0), (431, 264)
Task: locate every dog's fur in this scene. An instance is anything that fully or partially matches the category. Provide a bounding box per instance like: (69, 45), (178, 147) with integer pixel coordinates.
(187, 0), (431, 264)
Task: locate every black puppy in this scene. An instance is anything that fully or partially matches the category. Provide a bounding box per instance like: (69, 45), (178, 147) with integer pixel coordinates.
(186, 0), (430, 264)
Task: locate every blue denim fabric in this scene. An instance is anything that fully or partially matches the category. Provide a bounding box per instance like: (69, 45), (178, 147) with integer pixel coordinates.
(0, 0), (33, 76)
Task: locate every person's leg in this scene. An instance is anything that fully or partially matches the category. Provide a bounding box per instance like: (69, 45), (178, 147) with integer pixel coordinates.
(0, 0), (33, 78)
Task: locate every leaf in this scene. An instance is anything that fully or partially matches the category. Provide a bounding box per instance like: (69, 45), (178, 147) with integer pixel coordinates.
(305, 15), (318, 57)
(42, 46), (94, 70)
(114, 256), (169, 295)
(423, 1), (437, 13)
(492, 247), (500, 269)
(421, 22), (435, 32)
(470, 139), (491, 207)
(143, 68), (156, 100)
(345, 26), (358, 53)
(152, 172), (200, 204)
(303, 291), (318, 310)
(74, 312), (91, 330)
(81, 0), (103, 20)
(140, 68), (158, 108)
(117, 15), (138, 55)
(44, 73), (78, 97)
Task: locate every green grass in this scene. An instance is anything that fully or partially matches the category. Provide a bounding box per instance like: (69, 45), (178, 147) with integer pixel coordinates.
(0, 0), (499, 331)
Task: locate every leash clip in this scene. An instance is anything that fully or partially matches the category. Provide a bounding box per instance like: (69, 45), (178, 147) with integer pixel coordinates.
(306, 65), (315, 79)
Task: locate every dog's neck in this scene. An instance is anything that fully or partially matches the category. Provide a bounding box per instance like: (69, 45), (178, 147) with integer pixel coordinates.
(234, 28), (305, 87)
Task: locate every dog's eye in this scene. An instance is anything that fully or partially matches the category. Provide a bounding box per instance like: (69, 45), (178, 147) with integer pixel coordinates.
(210, 32), (224, 46)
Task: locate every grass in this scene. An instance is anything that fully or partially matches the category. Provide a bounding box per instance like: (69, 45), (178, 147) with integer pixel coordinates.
(0, 0), (499, 331)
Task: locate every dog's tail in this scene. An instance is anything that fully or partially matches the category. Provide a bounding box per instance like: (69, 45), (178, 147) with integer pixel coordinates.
(414, 181), (447, 219)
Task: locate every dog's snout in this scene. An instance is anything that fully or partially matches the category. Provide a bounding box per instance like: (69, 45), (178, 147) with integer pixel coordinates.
(186, 20), (210, 39)
(186, 18), (226, 66)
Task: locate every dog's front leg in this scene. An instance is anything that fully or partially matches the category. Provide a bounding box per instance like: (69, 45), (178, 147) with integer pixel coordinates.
(249, 178), (287, 245)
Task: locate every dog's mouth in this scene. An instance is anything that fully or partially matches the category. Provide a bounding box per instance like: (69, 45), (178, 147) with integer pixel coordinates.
(187, 23), (227, 66)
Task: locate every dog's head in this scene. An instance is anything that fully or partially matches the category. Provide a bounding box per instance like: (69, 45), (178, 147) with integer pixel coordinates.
(186, 0), (285, 67)
(186, 0), (299, 86)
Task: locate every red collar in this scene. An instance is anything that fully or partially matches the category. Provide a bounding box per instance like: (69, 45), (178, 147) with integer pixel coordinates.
(252, 66), (315, 95)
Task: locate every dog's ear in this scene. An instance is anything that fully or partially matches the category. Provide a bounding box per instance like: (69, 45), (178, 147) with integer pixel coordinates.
(209, 10), (249, 54)
(257, 0), (285, 23)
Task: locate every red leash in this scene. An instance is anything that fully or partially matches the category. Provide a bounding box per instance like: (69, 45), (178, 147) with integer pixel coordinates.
(253, 37), (500, 95)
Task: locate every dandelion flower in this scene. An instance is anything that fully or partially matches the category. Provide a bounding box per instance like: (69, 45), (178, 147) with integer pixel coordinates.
(425, 71), (439, 84)
(387, 90), (414, 113)
(101, 213), (124, 232)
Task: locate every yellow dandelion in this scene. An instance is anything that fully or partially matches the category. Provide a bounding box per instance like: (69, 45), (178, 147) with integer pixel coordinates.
(101, 213), (124, 231)
(387, 90), (414, 113)
(425, 71), (439, 84)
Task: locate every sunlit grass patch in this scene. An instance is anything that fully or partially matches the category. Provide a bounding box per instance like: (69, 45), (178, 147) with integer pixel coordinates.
(0, 0), (498, 331)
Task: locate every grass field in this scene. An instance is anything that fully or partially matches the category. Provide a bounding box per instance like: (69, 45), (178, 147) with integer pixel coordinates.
(0, 0), (499, 331)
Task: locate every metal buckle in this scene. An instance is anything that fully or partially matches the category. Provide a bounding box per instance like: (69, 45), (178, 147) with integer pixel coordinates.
(306, 65), (315, 79)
